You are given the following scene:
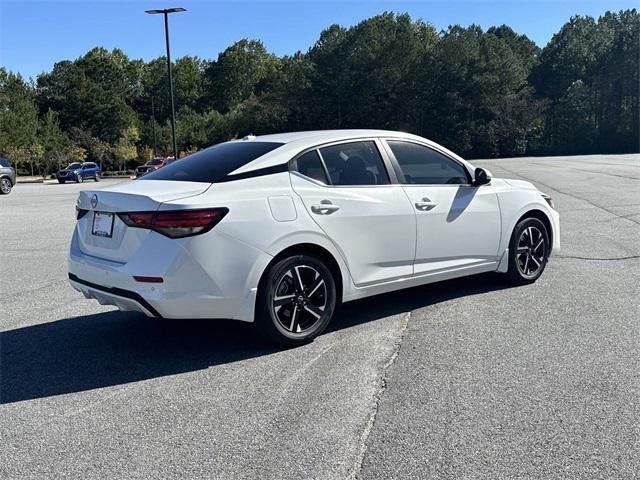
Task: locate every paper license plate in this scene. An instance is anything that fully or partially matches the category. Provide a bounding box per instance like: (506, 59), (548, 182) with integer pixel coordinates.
(92, 211), (114, 238)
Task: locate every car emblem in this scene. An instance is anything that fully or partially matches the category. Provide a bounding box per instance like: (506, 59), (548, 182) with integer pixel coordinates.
(91, 194), (98, 209)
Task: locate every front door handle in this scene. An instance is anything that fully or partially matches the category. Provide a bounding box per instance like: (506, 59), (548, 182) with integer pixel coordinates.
(311, 200), (340, 215)
(415, 197), (438, 211)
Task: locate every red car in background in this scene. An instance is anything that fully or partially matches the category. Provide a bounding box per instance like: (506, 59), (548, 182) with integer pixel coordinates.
(135, 157), (172, 177)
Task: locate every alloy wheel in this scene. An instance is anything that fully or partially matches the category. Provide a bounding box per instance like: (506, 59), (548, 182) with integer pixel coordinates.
(272, 265), (327, 334)
(516, 226), (546, 277)
(0, 178), (11, 194)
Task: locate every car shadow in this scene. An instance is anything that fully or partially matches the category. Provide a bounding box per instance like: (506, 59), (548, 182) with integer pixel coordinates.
(446, 185), (477, 222)
(1, 273), (512, 404)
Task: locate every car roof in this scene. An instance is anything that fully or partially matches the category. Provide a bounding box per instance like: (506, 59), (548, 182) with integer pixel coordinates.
(246, 129), (420, 145)
(228, 129), (470, 175)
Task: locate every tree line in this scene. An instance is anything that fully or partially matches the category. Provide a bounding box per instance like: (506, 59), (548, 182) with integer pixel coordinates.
(0, 9), (637, 176)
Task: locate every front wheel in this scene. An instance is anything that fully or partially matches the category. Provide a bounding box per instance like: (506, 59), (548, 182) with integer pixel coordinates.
(505, 217), (550, 284)
(256, 254), (337, 346)
(0, 177), (12, 194)
(76, 174), (83, 183)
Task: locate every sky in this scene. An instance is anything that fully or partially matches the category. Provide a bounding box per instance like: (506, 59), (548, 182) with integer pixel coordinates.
(1, 0), (637, 80)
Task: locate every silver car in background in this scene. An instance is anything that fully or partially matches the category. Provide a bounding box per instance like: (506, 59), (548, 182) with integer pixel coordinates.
(0, 156), (16, 195)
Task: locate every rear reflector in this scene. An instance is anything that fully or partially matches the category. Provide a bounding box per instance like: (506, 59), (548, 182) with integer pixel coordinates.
(133, 276), (164, 283)
(118, 208), (228, 238)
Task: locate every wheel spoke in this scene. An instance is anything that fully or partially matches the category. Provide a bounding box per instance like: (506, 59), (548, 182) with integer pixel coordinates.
(527, 227), (535, 247)
(523, 255), (529, 274)
(304, 304), (323, 319)
(531, 256), (541, 268)
(517, 246), (528, 252)
(534, 238), (544, 252)
(307, 277), (325, 298)
(288, 305), (299, 331)
(293, 266), (305, 292)
(274, 294), (295, 307)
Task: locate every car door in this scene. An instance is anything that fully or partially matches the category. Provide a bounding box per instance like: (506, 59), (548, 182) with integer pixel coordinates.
(290, 139), (416, 286)
(383, 139), (501, 276)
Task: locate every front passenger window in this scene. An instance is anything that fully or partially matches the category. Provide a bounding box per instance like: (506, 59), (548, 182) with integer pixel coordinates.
(387, 141), (469, 185)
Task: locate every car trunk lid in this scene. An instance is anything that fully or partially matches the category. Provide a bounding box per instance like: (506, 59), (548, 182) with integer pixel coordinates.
(75, 179), (211, 263)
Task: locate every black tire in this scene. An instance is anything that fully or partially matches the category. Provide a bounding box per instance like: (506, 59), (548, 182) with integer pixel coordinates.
(256, 254), (337, 346)
(76, 174), (83, 183)
(94, 174), (100, 182)
(58, 179), (65, 184)
(505, 217), (550, 285)
(0, 177), (12, 194)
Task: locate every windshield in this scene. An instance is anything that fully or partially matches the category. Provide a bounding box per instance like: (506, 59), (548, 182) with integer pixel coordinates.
(67, 163), (82, 170)
(141, 141), (284, 183)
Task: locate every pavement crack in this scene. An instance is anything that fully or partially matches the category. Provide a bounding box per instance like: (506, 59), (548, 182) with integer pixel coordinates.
(493, 164), (640, 226)
(346, 311), (411, 480)
(555, 255), (640, 261)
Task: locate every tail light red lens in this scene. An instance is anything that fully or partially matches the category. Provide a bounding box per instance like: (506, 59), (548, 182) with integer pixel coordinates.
(118, 208), (228, 238)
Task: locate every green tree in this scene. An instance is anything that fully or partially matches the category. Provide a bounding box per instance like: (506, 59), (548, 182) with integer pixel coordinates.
(205, 39), (279, 113)
(0, 68), (41, 174)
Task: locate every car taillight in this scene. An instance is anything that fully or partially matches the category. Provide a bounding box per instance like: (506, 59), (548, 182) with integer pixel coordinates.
(118, 208), (228, 238)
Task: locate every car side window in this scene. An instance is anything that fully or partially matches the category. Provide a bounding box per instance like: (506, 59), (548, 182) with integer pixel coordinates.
(387, 141), (469, 185)
(294, 150), (329, 184)
(319, 141), (390, 186)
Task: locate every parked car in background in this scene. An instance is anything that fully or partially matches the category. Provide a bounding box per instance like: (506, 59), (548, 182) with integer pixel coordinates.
(136, 158), (168, 177)
(68, 130), (560, 346)
(0, 156), (16, 195)
(57, 162), (100, 183)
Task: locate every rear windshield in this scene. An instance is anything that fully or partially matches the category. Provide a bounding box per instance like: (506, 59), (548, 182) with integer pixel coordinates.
(148, 159), (164, 165)
(0, 158), (10, 168)
(140, 141), (283, 183)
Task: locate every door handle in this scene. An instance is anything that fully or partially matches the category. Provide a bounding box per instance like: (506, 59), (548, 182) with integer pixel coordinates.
(415, 197), (438, 211)
(311, 200), (340, 215)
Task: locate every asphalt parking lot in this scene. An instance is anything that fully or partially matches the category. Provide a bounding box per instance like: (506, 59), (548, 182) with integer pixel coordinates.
(1, 154), (639, 479)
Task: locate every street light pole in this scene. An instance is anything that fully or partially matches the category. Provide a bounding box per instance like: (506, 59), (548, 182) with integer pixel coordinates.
(145, 7), (186, 161)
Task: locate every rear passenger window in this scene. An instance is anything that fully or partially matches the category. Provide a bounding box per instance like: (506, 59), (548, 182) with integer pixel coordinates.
(295, 150), (328, 184)
(319, 141), (389, 186)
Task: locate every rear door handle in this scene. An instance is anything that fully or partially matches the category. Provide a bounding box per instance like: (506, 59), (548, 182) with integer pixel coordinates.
(415, 197), (438, 211)
(311, 200), (340, 215)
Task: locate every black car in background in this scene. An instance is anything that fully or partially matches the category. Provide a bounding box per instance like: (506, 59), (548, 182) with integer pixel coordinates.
(57, 162), (100, 183)
(0, 156), (16, 195)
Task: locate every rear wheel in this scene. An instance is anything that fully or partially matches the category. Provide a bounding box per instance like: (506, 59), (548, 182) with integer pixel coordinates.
(94, 173), (100, 182)
(0, 177), (12, 194)
(256, 254), (336, 346)
(505, 217), (550, 284)
(76, 174), (83, 183)
(58, 179), (65, 184)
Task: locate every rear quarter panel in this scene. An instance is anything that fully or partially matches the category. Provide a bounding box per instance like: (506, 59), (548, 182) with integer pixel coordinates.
(158, 172), (354, 298)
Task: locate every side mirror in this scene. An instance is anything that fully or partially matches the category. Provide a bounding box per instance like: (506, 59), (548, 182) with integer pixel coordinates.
(473, 167), (491, 186)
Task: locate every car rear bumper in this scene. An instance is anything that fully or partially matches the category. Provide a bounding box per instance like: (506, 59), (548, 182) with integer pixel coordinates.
(68, 227), (273, 322)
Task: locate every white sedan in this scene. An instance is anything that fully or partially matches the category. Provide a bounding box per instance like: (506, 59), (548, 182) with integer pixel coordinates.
(69, 130), (560, 345)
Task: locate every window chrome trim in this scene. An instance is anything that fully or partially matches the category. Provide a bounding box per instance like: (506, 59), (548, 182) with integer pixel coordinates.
(288, 137), (396, 188)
